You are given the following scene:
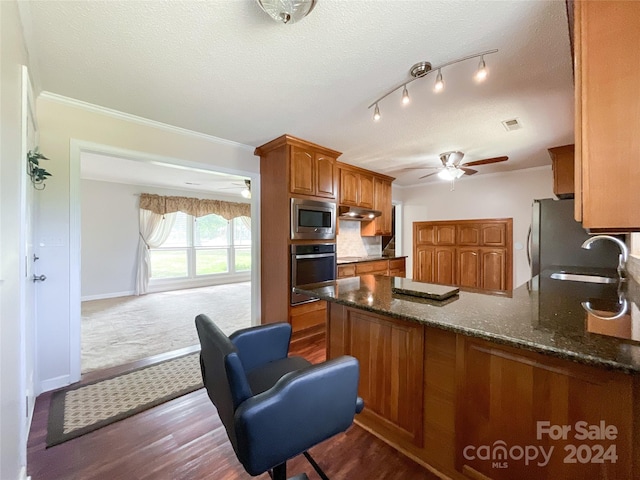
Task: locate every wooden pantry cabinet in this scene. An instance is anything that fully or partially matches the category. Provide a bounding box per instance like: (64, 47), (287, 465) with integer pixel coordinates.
(255, 134), (342, 336)
(574, 0), (640, 230)
(413, 219), (512, 293)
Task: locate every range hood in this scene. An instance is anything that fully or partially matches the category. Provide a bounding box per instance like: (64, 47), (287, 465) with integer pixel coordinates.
(338, 205), (382, 221)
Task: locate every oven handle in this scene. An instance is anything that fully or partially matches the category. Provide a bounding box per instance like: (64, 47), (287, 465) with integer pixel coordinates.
(294, 253), (336, 260)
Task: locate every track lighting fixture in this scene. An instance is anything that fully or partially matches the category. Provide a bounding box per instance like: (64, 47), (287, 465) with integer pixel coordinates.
(475, 55), (488, 82)
(434, 69), (444, 92)
(368, 50), (497, 120)
(401, 85), (410, 105)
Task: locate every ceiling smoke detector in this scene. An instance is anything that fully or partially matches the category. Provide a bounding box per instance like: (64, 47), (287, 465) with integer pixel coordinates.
(256, 0), (317, 24)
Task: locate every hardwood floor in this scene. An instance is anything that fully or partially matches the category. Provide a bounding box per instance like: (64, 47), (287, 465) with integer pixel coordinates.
(27, 334), (438, 480)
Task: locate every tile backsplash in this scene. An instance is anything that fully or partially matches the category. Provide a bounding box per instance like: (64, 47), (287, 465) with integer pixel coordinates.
(337, 220), (381, 258)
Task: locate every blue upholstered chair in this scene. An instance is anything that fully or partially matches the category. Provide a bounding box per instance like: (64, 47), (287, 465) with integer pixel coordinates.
(195, 314), (364, 480)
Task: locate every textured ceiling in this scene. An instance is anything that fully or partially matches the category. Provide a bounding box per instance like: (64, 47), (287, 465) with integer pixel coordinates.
(24, 0), (574, 187)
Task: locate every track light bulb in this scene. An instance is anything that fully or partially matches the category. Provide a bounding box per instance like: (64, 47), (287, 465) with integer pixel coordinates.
(434, 70), (444, 92)
(241, 188), (251, 199)
(373, 104), (381, 121)
(475, 56), (488, 82)
(401, 85), (410, 105)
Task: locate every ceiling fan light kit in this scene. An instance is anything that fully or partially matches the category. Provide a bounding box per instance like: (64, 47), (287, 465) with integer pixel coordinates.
(256, 0), (316, 24)
(368, 49), (498, 121)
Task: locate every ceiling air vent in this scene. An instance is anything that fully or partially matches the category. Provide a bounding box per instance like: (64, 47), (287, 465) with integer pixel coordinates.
(501, 118), (522, 131)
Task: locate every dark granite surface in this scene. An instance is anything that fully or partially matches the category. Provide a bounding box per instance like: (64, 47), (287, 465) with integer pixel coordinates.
(294, 270), (640, 374)
(336, 255), (407, 265)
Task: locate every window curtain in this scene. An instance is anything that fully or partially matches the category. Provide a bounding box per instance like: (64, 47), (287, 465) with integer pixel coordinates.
(139, 193), (250, 220)
(240, 215), (251, 231)
(135, 210), (177, 295)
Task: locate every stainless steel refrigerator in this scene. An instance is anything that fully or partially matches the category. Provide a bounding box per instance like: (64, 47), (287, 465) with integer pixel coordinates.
(529, 198), (621, 276)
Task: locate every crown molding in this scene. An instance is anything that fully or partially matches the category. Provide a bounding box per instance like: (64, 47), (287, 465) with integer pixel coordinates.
(38, 91), (255, 151)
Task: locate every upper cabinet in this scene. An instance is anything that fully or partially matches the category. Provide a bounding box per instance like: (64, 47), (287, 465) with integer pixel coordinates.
(574, 1), (640, 230)
(338, 163), (395, 236)
(547, 144), (575, 199)
(339, 165), (374, 208)
(290, 145), (337, 199)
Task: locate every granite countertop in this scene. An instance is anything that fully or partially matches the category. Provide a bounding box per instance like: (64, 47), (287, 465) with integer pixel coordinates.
(337, 255), (407, 265)
(294, 270), (640, 374)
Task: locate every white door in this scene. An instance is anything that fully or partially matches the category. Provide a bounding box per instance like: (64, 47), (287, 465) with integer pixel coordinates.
(21, 66), (39, 432)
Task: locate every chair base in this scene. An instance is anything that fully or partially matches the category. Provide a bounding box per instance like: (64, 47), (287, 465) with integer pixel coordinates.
(269, 451), (328, 480)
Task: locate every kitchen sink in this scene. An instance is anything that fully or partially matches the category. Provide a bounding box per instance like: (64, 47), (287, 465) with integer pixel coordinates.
(550, 272), (618, 284)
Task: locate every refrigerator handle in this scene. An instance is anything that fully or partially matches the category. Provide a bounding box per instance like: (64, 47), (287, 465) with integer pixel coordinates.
(526, 225), (532, 268)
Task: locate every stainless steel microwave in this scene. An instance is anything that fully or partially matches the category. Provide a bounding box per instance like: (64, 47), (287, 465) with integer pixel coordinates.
(290, 198), (336, 240)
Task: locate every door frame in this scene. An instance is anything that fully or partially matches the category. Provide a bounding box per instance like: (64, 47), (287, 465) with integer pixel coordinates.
(68, 140), (261, 382)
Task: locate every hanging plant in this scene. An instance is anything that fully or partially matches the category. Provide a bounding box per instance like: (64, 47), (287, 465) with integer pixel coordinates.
(27, 147), (53, 190)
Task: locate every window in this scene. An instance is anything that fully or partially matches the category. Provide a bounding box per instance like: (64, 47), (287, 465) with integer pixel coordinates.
(150, 212), (251, 280)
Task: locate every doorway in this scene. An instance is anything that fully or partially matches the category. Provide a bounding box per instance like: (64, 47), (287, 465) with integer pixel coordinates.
(70, 142), (260, 380)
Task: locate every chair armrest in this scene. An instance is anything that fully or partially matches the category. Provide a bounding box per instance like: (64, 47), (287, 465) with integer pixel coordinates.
(230, 323), (292, 372)
(233, 356), (361, 476)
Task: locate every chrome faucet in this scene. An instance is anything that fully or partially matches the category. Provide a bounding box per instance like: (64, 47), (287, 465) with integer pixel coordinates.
(581, 235), (629, 280)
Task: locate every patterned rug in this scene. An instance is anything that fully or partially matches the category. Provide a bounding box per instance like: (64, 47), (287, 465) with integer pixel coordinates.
(46, 352), (203, 447)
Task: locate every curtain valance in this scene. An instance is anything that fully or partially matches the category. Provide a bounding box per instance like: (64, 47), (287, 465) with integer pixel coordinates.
(139, 193), (250, 220)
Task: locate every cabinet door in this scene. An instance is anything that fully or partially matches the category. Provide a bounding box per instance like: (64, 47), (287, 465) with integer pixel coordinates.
(315, 154), (336, 199)
(373, 177), (392, 235)
(480, 248), (506, 291)
(577, 1), (640, 229)
(480, 223), (506, 247)
(548, 144), (575, 199)
(414, 246), (435, 283)
(290, 146), (314, 196)
(457, 248), (480, 288)
(339, 169), (359, 206)
(435, 247), (456, 285)
(415, 223), (435, 245)
(456, 224), (481, 246)
(435, 225), (456, 245)
(358, 173), (374, 209)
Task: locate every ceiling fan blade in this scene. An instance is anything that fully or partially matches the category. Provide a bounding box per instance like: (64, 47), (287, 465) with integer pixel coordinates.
(462, 156), (508, 167)
(418, 171), (441, 180)
(460, 168), (478, 176)
(400, 166), (441, 171)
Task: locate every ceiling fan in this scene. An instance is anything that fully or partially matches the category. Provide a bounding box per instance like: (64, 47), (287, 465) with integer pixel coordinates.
(404, 151), (508, 189)
(220, 179), (252, 198)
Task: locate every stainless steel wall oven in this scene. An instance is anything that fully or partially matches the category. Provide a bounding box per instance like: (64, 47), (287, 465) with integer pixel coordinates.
(290, 243), (336, 305)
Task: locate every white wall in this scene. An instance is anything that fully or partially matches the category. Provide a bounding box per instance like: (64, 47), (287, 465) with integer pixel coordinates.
(81, 179), (250, 299)
(396, 166), (555, 288)
(1, 2), (32, 478)
(35, 96), (259, 392)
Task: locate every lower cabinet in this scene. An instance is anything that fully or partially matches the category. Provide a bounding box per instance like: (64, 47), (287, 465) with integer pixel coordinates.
(456, 337), (636, 480)
(327, 305), (640, 480)
(337, 257), (406, 279)
(289, 300), (326, 334)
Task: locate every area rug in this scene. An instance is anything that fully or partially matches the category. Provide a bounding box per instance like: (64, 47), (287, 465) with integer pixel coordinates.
(46, 352), (203, 447)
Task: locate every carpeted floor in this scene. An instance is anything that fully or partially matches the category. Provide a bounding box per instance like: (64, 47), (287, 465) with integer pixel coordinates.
(81, 282), (251, 373)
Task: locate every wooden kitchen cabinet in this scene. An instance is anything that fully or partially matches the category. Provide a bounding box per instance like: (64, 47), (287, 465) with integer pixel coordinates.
(457, 248), (480, 288)
(456, 336), (635, 480)
(414, 219), (512, 293)
(338, 165), (374, 209)
(574, 1), (640, 229)
(338, 257), (406, 279)
(290, 145), (337, 199)
(255, 134), (342, 336)
(547, 144), (575, 199)
(362, 177), (392, 236)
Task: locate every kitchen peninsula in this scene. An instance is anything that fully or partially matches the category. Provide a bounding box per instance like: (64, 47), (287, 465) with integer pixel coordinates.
(294, 273), (640, 480)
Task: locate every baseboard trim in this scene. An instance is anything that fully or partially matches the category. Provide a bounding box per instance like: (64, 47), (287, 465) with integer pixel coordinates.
(39, 374), (72, 394)
(81, 290), (135, 302)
